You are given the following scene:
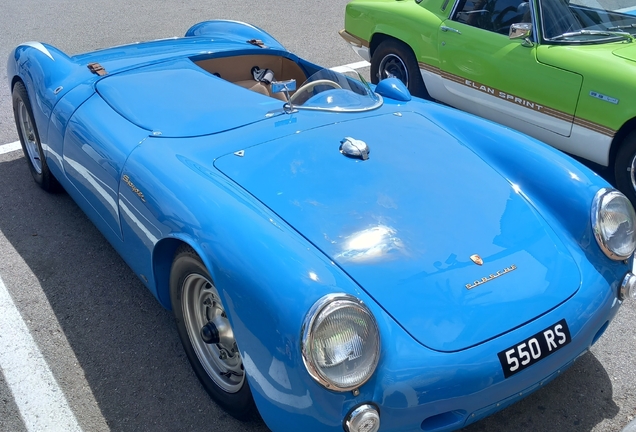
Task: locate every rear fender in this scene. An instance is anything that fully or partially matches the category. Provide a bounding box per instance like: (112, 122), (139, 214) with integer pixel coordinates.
(185, 20), (286, 51)
(7, 42), (92, 143)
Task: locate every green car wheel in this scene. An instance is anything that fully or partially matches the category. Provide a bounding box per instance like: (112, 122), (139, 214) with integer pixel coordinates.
(615, 131), (636, 206)
(371, 39), (429, 99)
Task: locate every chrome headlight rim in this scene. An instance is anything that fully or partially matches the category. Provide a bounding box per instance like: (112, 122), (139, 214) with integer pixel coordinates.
(301, 293), (380, 392)
(592, 188), (636, 261)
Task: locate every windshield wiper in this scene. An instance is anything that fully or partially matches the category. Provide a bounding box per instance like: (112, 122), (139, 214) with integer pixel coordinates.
(550, 29), (633, 42)
(607, 23), (636, 31)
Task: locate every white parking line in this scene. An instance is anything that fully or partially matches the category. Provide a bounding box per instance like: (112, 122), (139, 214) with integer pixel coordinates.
(623, 417), (636, 432)
(0, 275), (82, 432)
(0, 141), (21, 155)
(330, 60), (370, 73)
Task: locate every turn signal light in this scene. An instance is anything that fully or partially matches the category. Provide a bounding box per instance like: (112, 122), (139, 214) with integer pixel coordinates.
(620, 272), (636, 301)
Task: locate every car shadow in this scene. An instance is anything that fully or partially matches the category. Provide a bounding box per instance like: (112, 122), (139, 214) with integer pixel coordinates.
(462, 351), (619, 431)
(0, 156), (268, 431)
(0, 156), (620, 432)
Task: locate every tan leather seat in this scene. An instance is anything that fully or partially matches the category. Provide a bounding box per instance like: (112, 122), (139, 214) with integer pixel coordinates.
(195, 55), (305, 102)
(234, 80), (287, 101)
(235, 80), (270, 96)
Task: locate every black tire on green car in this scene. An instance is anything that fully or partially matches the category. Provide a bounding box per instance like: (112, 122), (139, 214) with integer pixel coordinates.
(12, 81), (61, 192)
(371, 39), (431, 99)
(614, 130), (636, 207)
(170, 244), (255, 419)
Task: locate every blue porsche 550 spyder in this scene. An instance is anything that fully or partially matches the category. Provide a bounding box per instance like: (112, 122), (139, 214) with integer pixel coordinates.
(7, 20), (636, 432)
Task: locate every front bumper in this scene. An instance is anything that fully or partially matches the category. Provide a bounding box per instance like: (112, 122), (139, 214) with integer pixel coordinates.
(251, 268), (625, 432)
(367, 278), (621, 431)
(339, 29), (371, 62)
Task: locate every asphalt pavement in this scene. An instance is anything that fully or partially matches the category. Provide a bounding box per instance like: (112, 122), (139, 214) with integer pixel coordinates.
(0, 1), (635, 431)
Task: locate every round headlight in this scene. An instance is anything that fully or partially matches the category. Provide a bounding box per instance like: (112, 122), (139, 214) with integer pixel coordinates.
(301, 294), (380, 391)
(592, 188), (636, 260)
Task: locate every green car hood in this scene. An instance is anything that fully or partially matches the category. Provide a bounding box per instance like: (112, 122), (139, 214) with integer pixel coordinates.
(612, 44), (636, 62)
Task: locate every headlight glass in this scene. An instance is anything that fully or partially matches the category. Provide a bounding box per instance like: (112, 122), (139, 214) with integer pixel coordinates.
(592, 188), (636, 260)
(302, 294), (380, 391)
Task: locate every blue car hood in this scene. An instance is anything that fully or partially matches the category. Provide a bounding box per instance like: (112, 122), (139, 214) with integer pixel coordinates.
(96, 58), (284, 137)
(215, 112), (580, 352)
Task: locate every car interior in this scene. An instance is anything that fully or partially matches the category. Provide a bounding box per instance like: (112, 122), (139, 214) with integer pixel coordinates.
(454, 0), (530, 34)
(194, 54), (307, 100)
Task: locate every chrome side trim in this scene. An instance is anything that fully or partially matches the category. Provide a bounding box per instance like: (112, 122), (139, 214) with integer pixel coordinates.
(449, 0), (462, 23)
(530, 0), (540, 44)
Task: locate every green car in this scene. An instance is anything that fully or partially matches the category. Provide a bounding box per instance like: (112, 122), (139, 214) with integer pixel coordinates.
(342, 0), (636, 203)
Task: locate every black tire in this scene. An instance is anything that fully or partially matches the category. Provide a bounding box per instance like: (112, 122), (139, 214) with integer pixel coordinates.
(12, 81), (61, 192)
(170, 245), (255, 419)
(615, 130), (636, 207)
(370, 39), (430, 99)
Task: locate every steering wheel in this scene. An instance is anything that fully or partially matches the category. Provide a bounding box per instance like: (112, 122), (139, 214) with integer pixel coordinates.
(492, 6), (518, 35)
(289, 79), (342, 105)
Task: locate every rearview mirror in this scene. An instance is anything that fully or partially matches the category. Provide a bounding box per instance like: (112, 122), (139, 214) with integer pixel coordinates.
(510, 23), (532, 40)
(272, 79), (297, 112)
(272, 79), (296, 94)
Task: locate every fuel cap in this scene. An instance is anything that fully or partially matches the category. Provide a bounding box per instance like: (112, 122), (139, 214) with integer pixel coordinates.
(340, 137), (369, 160)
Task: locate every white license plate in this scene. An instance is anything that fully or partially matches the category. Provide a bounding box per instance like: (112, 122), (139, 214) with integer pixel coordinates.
(498, 319), (571, 378)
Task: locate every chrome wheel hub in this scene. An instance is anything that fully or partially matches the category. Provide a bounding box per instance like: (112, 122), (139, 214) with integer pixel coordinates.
(182, 274), (244, 393)
(17, 101), (42, 174)
(378, 54), (409, 87)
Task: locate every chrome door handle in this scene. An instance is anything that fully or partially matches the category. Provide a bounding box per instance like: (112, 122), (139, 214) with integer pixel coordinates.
(441, 26), (461, 34)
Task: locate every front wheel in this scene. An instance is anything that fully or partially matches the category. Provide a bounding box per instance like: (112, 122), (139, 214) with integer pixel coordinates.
(614, 130), (636, 207)
(370, 39), (430, 99)
(12, 82), (60, 192)
(170, 245), (254, 419)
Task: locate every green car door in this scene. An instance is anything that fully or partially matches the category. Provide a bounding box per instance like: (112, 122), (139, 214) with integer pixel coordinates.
(433, 0), (582, 138)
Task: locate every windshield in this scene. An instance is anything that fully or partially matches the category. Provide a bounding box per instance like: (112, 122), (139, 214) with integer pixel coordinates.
(286, 68), (383, 112)
(540, 0), (636, 42)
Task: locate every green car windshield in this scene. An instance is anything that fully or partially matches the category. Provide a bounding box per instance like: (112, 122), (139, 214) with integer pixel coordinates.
(540, 0), (636, 42)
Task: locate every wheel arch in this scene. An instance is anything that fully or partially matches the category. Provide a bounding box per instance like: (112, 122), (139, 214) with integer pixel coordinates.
(151, 236), (209, 311)
(369, 32), (395, 58)
(7, 43), (83, 145)
(609, 117), (636, 170)
(10, 75), (24, 93)
(369, 32), (423, 60)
